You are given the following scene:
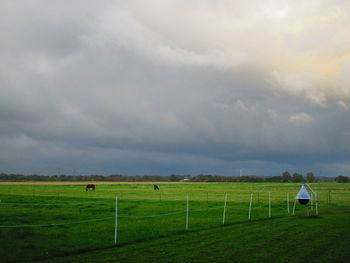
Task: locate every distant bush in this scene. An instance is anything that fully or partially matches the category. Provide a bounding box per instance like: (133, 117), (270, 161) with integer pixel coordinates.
(335, 176), (349, 183)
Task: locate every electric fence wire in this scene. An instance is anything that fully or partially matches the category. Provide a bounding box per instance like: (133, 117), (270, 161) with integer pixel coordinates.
(0, 204), (227, 228)
(0, 216), (114, 228)
(0, 199), (113, 206)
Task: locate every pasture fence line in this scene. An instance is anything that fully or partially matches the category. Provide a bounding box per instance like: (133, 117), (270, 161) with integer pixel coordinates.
(115, 197), (118, 244)
(0, 209), (199, 229)
(1, 190), (338, 204)
(186, 196), (189, 231)
(248, 193), (253, 220)
(222, 193), (227, 225)
(119, 211), (186, 218)
(0, 199), (113, 206)
(0, 190), (320, 247)
(292, 199), (297, 215)
(0, 216), (114, 228)
(269, 192), (271, 218)
(1, 186), (343, 204)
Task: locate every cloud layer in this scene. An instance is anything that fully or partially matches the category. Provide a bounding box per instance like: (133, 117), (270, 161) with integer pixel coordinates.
(1, 0), (349, 176)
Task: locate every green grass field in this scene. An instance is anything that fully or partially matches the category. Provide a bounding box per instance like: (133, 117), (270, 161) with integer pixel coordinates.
(0, 182), (349, 263)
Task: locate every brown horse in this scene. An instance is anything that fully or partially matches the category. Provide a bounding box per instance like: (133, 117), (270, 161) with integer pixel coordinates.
(86, 184), (95, 191)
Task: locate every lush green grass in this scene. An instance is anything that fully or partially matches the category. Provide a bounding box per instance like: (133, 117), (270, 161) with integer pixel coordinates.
(0, 182), (349, 263)
(37, 208), (350, 263)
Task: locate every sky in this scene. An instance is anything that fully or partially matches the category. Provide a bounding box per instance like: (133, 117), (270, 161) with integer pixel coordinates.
(1, 0), (349, 176)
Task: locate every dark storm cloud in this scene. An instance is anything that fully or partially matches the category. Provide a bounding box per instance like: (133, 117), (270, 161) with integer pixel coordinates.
(1, 0), (350, 176)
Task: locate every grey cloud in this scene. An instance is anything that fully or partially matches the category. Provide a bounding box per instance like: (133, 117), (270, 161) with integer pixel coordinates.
(0, 0), (349, 176)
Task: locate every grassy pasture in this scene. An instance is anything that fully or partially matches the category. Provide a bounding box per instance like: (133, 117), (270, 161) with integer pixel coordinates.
(0, 182), (349, 263)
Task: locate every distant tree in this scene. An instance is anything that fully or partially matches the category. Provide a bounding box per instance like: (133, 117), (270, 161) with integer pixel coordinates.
(292, 173), (304, 182)
(169, 174), (179, 182)
(282, 171), (292, 182)
(335, 175), (349, 183)
(306, 172), (315, 182)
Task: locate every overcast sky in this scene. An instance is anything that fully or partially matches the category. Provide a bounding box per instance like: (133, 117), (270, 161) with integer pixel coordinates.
(1, 0), (349, 176)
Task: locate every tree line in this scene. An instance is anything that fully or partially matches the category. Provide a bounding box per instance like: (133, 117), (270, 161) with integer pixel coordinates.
(0, 172), (348, 183)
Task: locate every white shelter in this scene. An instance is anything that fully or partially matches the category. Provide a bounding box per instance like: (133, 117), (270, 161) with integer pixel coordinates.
(295, 184), (312, 204)
(293, 183), (318, 216)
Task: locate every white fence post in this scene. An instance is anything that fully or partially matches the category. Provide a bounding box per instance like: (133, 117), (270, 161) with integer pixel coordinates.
(223, 193), (227, 225)
(268, 192), (271, 218)
(292, 199), (296, 215)
(248, 193), (253, 220)
(114, 197), (118, 245)
(287, 193), (290, 214)
(186, 196), (189, 231)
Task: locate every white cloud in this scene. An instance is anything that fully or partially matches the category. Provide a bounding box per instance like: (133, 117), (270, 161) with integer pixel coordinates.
(270, 69), (329, 107)
(80, 0), (350, 106)
(338, 100), (350, 110)
(288, 113), (313, 124)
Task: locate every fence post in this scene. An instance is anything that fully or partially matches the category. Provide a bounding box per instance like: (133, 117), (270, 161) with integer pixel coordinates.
(114, 197), (118, 245)
(328, 190), (331, 204)
(223, 193), (227, 225)
(248, 193), (253, 220)
(287, 193), (290, 214)
(268, 192), (271, 218)
(315, 194), (319, 216)
(292, 199), (296, 215)
(186, 196), (189, 231)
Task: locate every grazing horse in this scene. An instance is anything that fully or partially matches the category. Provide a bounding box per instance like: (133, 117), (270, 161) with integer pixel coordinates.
(86, 184), (95, 191)
(154, 184), (160, 190)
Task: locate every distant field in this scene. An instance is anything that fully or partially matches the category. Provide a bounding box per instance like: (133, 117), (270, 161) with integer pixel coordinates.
(0, 181), (175, 185)
(0, 182), (349, 263)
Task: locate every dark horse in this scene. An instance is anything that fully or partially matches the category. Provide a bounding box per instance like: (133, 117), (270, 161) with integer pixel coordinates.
(86, 184), (95, 191)
(154, 184), (159, 190)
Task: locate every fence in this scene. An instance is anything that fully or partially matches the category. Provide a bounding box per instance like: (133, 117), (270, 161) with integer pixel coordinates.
(0, 192), (319, 233)
(0, 192), (325, 262)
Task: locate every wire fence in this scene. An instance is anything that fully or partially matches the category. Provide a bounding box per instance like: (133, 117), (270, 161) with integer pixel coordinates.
(2, 184), (348, 263)
(0, 217), (114, 228)
(0, 199), (112, 206)
(0, 193), (319, 230)
(0, 192), (327, 263)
